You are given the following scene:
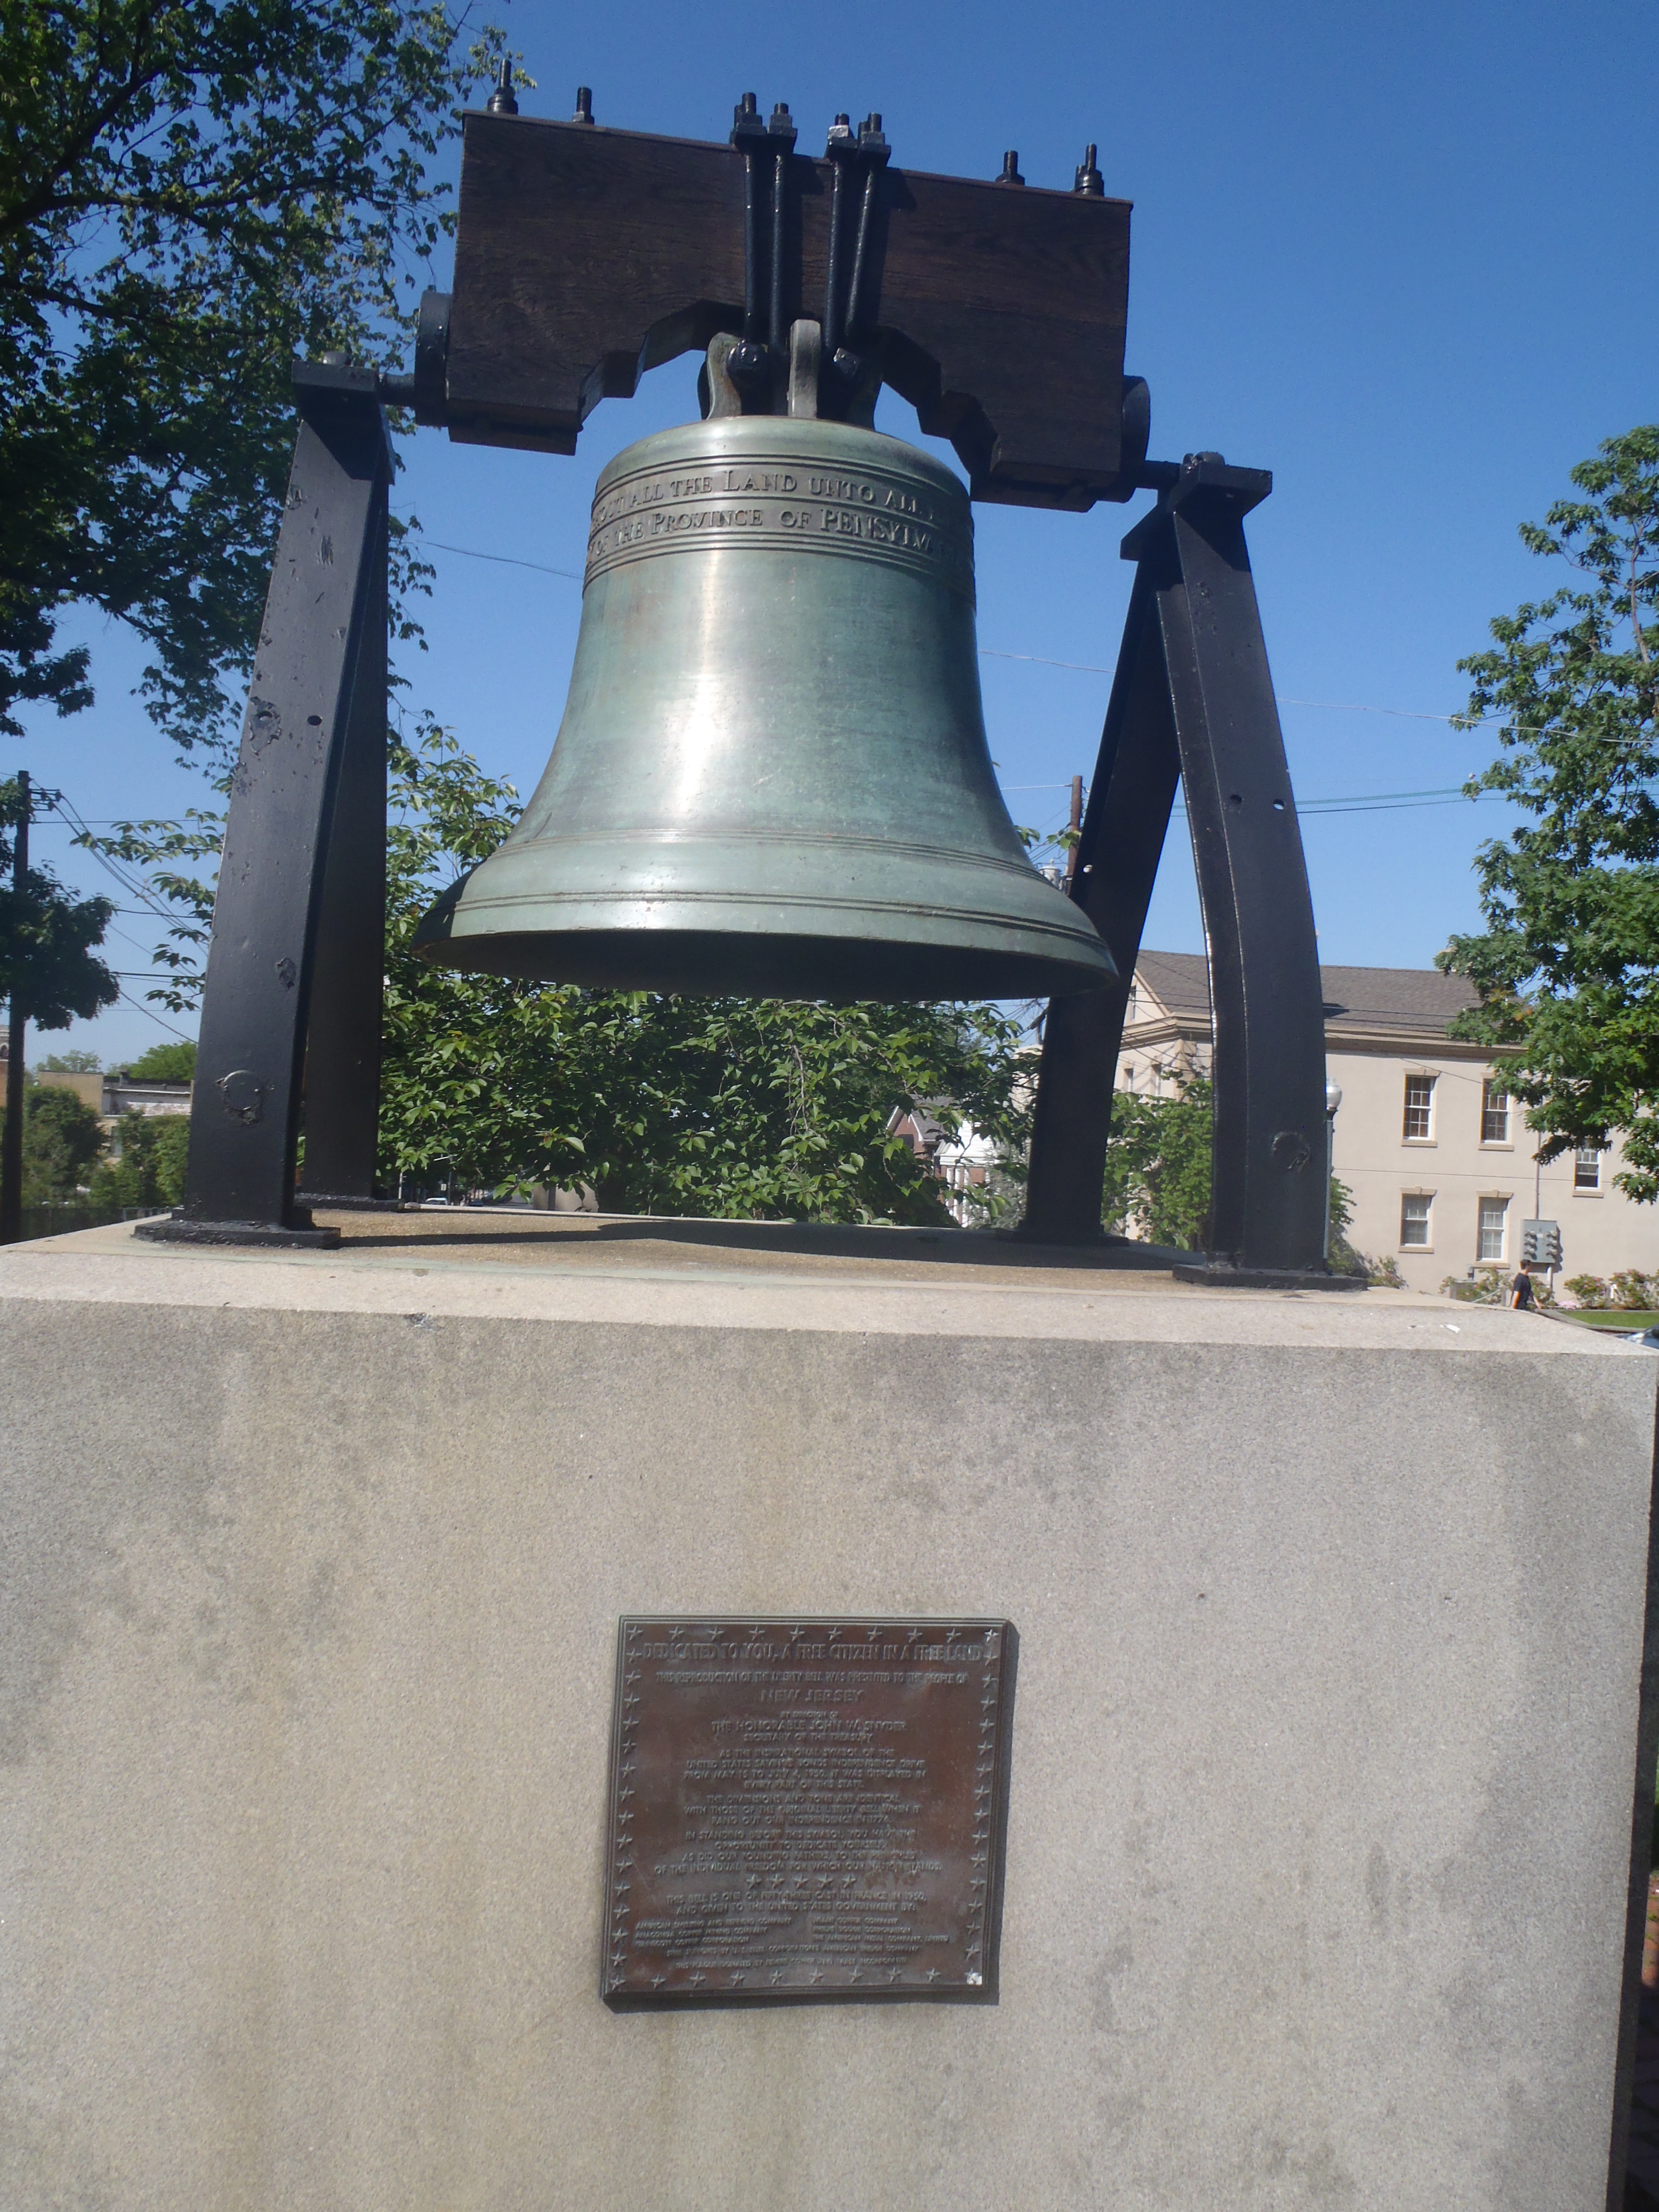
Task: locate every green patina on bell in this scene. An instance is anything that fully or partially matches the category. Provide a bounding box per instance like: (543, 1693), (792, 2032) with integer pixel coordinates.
(415, 337), (1114, 1000)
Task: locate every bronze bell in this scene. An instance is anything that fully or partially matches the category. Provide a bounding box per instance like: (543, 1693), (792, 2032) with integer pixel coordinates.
(415, 332), (1115, 1000)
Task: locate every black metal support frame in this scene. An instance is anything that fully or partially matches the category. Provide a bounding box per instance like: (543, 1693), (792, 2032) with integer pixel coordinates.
(151, 371), (1328, 1279)
(1021, 458), (1333, 1274)
(139, 365), (391, 1248)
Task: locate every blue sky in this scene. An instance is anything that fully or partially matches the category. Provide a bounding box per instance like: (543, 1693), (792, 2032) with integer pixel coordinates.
(17, 0), (1658, 1064)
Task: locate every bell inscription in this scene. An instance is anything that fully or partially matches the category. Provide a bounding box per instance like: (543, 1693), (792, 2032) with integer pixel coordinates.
(585, 451), (975, 598)
(602, 1616), (1015, 2007)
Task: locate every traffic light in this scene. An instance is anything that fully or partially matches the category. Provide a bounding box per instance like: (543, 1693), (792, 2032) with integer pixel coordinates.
(1520, 1219), (1563, 1269)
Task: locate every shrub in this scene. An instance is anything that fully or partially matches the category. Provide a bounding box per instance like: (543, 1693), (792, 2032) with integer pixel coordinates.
(1099, 1077), (1213, 1251)
(1566, 1272), (1659, 1310)
(1, 1084), (104, 1204)
(87, 1113), (190, 1213)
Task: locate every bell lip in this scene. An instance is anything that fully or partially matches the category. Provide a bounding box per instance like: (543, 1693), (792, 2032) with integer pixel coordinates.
(592, 413), (972, 511)
(412, 925), (1116, 1002)
(419, 884), (1108, 954)
(414, 849), (1118, 999)
(445, 826), (1051, 890)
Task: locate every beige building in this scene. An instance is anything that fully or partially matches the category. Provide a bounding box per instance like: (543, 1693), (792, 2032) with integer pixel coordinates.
(31, 1067), (192, 1141)
(1120, 950), (1656, 1293)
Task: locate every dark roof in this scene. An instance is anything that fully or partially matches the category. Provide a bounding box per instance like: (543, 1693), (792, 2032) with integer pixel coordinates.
(1134, 950), (1212, 1022)
(1316, 964), (1479, 1040)
(1135, 950), (1481, 1044)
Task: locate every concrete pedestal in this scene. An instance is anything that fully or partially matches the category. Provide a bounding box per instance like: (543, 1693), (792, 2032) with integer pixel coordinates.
(2, 1213), (1655, 2210)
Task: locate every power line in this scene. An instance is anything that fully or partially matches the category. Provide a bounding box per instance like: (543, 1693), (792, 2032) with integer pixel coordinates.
(40, 762), (1508, 955)
(104, 921), (172, 959)
(45, 792), (181, 920)
(418, 536), (583, 582)
(387, 529), (1655, 744)
(1012, 779), (1505, 821)
(115, 989), (193, 1041)
(980, 649), (1656, 749)
(980, 646), (1487, 724)
(1298, 793), (1498, 816)
(26, 794), (201, 1040)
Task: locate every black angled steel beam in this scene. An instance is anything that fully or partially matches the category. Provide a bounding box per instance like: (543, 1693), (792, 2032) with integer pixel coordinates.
(1020, 564), (1181, 1242)
(298, 518), (388, 1207)
(1150, 463), (1327, 1270)
(140, 363), (391, 1247)
(1022, 457), (1329, 1273)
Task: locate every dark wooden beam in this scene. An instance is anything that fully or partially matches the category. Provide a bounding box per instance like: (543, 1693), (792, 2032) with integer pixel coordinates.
(445, 111), (1133, 510)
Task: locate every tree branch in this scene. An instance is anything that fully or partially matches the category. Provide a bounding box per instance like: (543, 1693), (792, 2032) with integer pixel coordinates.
(1632, 536), (1652, 668)
(0, 10), (170, 246)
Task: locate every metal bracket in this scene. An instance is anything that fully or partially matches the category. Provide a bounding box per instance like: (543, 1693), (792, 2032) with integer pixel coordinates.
(376, 288), (452, 425)
(138, 363), (391, 1247)
(1020, 456), (1335, 1275)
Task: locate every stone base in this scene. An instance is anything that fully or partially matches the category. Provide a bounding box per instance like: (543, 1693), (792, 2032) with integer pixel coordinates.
(2, 1213), (1655, 2210)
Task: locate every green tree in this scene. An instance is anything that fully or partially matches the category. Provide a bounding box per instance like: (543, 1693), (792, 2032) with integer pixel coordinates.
(37, 1048), (100, 1071)
(3, 1082), (104, 1202)
(1439, 427), (1659, 1199)
(378, 725), (1033, 1222)
(1, 0), (510, 758)
(1098, 1084), (1358, 1265)
(88, 1110), (189, 1210)
(1, 779), (117, 1029)
(123, 1040), (196, 1080)
(1100, 1077), (1214, 1250)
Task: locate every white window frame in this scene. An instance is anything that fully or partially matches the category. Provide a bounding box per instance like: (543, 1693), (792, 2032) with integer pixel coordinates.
(1479, 1081), (1511, 1147)
(1476, 1195), (1509, 1264)
(1573, 1146), (1602, 1194)
(1403, 1072), (1436, 1144)
(1400, 1192), (1434, 1250)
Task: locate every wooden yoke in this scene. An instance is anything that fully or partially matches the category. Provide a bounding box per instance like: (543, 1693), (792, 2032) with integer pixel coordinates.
(433, 111), (1140, 511)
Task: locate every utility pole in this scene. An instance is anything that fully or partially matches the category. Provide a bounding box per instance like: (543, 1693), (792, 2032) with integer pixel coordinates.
(1063, 773), (1084, 887)
(1, 770), (30, 1244)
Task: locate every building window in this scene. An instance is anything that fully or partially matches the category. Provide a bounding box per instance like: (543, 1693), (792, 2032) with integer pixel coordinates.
(1403, 1074), (1436, 1141)
(1481, 1082), (1509, 1144)
(1575, 1147), (1601, 1191)
(1400, 1194), (1433, 1247)
(1477, 1196), (1508, 1263)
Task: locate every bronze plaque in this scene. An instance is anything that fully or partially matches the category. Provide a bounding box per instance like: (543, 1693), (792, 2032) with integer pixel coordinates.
(602, 1617), (1016, 2007)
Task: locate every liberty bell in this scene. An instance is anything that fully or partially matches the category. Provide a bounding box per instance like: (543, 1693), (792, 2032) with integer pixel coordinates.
(415, 318), (1115, 1001)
